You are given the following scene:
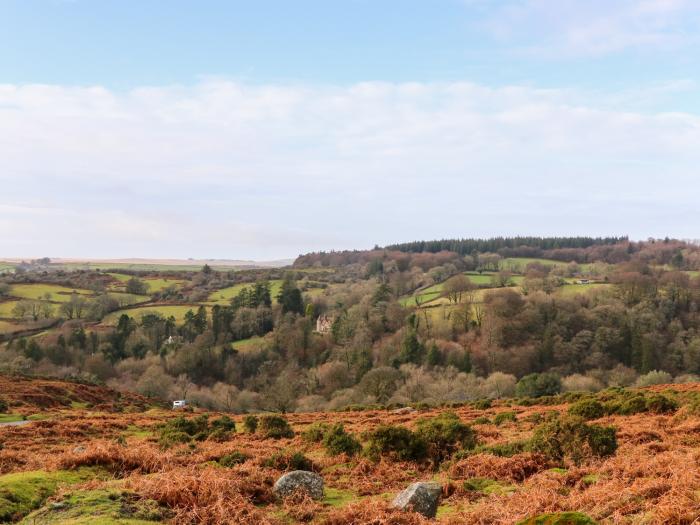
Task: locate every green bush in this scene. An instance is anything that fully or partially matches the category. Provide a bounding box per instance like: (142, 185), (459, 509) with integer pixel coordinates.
(302, 422), (330, 443)
(568, 399), (604, 420)
(530, 415), (617, 464)
(616, 395), (647, 415)
(472, 399), (492, 410)
(218, 451), (251, 467)
(645, 393), (678, 414)
(0, 397), (8, 414)
(516, 373), (562, 398)
(242, 415), (258, 434)
(468, 440), (529, 458)
(263, 450), (313, 471)
(473, 416), (491, 425)
(493, 411), (517, 425)
(322, 424), (361, 457)
(517, 511), (597, 525)
(364, 425), (427, 462)
(158, 430), (191, 449)
(415, 412), (476, 464)
(211, 415), (236, 432)
(258, 415), (294, 439)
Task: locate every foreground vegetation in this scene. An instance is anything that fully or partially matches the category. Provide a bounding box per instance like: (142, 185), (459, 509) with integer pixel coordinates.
(1, 374), (699, 523)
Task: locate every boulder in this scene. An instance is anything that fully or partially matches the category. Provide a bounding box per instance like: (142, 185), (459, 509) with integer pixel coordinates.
(273, 470), (324, 500)
(392, 481), (442, 518)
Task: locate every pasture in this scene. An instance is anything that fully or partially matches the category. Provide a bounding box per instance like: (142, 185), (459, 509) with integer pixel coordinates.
(0, 320), (28, 335)
(100, 304), (207, 325)
(107, 273), (186, 293)
(106, 292), (151, 307)
(0, 301), (20, 318)
(207, 280), (283, 305)
(8, 284), (93, 302)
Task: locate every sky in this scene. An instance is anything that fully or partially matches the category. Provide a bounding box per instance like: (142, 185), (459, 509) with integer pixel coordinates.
(1, 0), (700, 260)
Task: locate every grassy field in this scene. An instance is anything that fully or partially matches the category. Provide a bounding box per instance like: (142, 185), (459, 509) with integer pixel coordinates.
(100, 304), (207, 325)
(400, 272), (524, 307)
(230, 336), (266, 352)
(106, 292), (151, 307)
(107, 273), (186, 293)
(207, 280), (284, 305)
(8, 284), (93, 302)
(499, 257), (594, 273)
(553, 283), (610, 297)
(58, 262), (246, 272)
(0, 301), (21, 318)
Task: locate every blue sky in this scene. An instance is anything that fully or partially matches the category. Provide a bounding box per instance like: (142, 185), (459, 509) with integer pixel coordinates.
(2, 0), (700, 259)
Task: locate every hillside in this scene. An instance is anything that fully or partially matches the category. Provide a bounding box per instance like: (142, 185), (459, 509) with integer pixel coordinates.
(2, 376), (700, 523)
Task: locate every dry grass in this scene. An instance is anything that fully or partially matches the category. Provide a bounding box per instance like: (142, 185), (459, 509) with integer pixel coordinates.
(4, 378), (700, 523)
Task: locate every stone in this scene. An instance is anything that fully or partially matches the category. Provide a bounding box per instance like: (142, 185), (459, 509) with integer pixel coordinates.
(72, 446), (86, 454)
(391, 481), (442, 518)
(273, 470), (324, 500)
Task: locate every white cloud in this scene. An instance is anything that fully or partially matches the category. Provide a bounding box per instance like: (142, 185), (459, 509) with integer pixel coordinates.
(480, 0), (700, 57)
(1, 80), (699, 258)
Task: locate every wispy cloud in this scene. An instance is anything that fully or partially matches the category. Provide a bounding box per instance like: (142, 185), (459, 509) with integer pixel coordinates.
(479, 0), (700, 57)
(1, 79), (700, 258)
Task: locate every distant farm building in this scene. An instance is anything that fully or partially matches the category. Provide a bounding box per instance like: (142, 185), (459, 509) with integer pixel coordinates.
(315, 315), (333, 334)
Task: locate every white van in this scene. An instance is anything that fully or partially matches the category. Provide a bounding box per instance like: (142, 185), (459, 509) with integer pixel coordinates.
(172, 400), (187, 409)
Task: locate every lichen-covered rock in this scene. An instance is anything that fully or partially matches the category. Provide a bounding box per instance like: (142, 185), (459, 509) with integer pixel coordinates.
(391, 481), (442, 518)
(273, 470), (324, 500)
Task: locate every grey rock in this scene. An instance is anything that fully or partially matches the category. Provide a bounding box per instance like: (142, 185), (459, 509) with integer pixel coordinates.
(72, 446), (86, 454)
(392, 481), (442, 518)
(391, 407), (416, 415)
(273, 470), (324, 500)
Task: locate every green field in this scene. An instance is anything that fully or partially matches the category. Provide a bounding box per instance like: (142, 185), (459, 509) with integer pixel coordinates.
(231, 335), (266, 352)
(400, 272), (524, 307)
(499, 257), (593, 273)
(8, 284), (93, 302)
(100, 304), (207, 325)
(0, 301), (20, 318)
(106, 292), (151, 307)
(207, 280), (283, 305)
(57, 262), (247, 272)
(107, 273), (186, 293)
(554, 283), (610, 297)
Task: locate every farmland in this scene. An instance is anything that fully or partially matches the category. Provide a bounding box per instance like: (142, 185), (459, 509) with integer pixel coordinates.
(208, 280), (284, 305)
(107, 274), (186, 293)
(8, 284), (93, 302)
(100, 304), (206, 325)
(1, 374), (699, 524)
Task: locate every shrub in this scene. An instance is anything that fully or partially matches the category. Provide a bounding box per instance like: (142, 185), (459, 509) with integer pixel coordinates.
(473, 416), (491, 425)
(322, 424), (361, 457)
(302, 422), (330, 443)
(0, 397), (7, 413)
(263, 450), (313, 471)
(158, 430), (191, 449)
(634, 370), (673, 387)
(517, 512), (597, 525)
(158, 415), (211, 448)
(467, 440), (529, 458)
(258, 415), (294, 439)
(364, 425), (427, 462)
(530, 415), (617, 464)
(516, 373), (562, 398)
(472, 399), (492, 410)
(210, 416), (236, 432)
(493, 411), (517, 425)
(218, 451), (251, 467)
(415, 412), (476, 464)
(242, 415), (258, 434)
(616, 395), (647, 415)
(645, 393), (677, 414)
(568, 399), (604, 420)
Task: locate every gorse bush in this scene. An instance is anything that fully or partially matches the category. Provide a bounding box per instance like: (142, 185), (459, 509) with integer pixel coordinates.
(0, 397), (8, 413)
(158, 414), (235, 448)
(301, 422), (330, 443)
(472, 399), (492, 410)
(530, 415), (617, 464)
(415, 412), (477, 464)
(218, 451), (250, 467)
(242, 415), (258, 434)
(258, 415), (294, 439)
(493, 411), (517, 425)
(263, 450), (313, 471)
(644, 393), (677, 414)
(568, 399), (604, 420)
(364, 424), (427, 462)
(516, 373), (562, 398)
(322, 424), (362, 456)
